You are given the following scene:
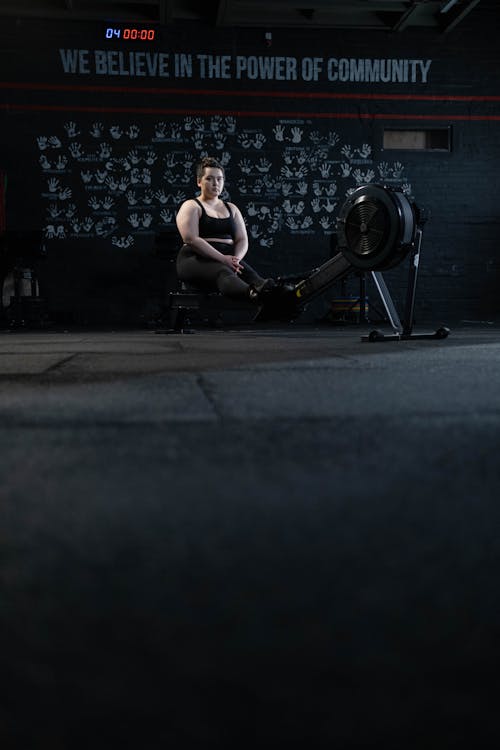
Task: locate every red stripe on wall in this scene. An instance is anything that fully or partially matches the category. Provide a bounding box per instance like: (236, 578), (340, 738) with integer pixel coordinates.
(1, 80), (500, 102)
(1, 102), (500, 121)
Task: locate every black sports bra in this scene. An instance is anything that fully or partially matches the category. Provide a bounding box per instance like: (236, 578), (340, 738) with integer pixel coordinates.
(194, 198), (236, 240)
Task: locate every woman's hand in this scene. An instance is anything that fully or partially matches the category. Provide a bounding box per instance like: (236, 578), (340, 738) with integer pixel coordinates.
(223, 254), (243, 273)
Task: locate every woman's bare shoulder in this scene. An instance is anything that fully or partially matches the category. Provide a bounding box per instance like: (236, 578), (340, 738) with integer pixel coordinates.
(178, 198), (202, 213)
(227, 201), (242, 214)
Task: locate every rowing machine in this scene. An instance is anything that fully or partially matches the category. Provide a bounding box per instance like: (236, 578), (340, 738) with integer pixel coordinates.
(259, 184), (449, 342)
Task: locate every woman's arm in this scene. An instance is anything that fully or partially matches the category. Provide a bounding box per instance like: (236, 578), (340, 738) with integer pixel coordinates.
(176, 199), (235, 264)
(230, 204), (249, 261)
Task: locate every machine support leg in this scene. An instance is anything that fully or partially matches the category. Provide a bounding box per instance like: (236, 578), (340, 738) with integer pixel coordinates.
(402, 228), (422, 336)
(363, 229), (449, 342)
(370, 271), (403, 334)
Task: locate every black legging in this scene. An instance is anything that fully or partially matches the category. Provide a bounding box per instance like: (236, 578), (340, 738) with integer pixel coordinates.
(176, 243), (267, 299)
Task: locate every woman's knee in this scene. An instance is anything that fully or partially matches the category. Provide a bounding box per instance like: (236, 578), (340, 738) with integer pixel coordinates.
(216, 269), (249, 297)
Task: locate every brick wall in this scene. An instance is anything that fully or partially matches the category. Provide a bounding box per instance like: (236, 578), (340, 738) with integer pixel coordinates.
(0, 9), (499, 324)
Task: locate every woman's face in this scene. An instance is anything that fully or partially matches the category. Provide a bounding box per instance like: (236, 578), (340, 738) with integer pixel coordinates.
(198, 167), (224, 199)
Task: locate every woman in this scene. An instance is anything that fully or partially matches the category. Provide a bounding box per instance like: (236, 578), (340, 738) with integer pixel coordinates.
(175, 156), (273, 301)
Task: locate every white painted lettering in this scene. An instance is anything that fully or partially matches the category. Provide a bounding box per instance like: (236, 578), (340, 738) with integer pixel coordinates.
(58, 49), (431, 84)
(419, 59), (432, 83)
(94, 50), (107, 75)
(59, 49), (90, 74)
(174, 53), (192, 78)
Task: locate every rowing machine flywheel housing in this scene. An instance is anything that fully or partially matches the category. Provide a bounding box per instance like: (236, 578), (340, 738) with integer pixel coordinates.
(336, 184), (419, 271)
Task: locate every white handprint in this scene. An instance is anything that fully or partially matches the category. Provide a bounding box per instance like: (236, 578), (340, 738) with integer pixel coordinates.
(259, 237), (274, 248)
(392, 162), (404, 179)
(378, 162), (390, 179)
(273, 125), (285, 142)
(225, 117), (236, 134)
(47, 204), (61, 218)
(256, 158), (271, 173)
(106, 176), (119, 191)
(98, 143), (112, 159)
(172, 190), (186, 204)
(171, 124), (182, 140)
(239, 159), (252, 174)
(55, 156), (68, 170)
(112, 235), (135, 249)
(155, 122), (168, 138)
(102, 196), (115, 210)
(320, 163), (331, 179)
(144, 150), (158, 166)
(64, 121), (80, 138)
(128, 149), (141, 165)
(154, 189), (168, 204)
(160, 208), (174, 224)
(210, 115), (223, 132)
(127, 125), (140, 139)
(90, 122), (104, 138)
(81, 217), (94, 232)
(69, 143), (84, 158)
(357, 143), (372, 159)
(47, 178), (60, 193)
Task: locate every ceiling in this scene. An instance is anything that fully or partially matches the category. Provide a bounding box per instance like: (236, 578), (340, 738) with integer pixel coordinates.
(0, 0), (489, 33)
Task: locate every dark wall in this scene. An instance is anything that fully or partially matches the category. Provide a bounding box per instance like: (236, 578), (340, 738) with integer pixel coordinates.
(1, 10), (499, 324)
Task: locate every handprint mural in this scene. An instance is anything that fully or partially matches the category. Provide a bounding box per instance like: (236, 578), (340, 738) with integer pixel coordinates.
(36, 115), (410, 253)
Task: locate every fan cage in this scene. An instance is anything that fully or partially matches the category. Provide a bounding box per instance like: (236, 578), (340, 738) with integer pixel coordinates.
(344, 198), (390, 258)
(337, 184), (418, 271)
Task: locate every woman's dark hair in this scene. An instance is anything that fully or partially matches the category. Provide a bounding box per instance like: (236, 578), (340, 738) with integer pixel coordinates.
(196, 156), (225, 180)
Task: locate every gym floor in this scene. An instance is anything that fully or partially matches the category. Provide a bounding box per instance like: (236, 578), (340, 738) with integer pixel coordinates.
(1, 322), (500, 747)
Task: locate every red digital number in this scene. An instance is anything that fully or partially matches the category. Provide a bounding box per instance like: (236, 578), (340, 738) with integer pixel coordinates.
(120, 27), (155, 41)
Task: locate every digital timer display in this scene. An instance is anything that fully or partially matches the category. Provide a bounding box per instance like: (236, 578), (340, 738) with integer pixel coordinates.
(106, 27), (156, 41)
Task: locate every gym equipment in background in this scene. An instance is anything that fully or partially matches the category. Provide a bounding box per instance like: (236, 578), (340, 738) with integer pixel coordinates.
(276, 183), (449, 341)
